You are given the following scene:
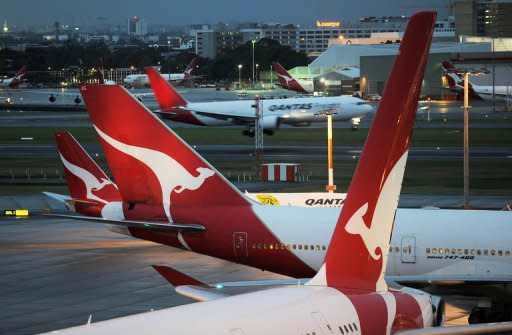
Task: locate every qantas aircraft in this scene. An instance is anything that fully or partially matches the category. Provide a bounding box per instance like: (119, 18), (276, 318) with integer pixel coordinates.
(45, 13), (512, 334)
(51, 11), (512, 325)
(145, 66), (373, 135)
(272, 61), (314, 94)
(0, 66), (27, 88)
(441, 61), (511, 102)
(123, 58), (198, 87)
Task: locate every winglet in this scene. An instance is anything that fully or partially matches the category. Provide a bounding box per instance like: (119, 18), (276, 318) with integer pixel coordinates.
(152, 265), (206, 287)
(55, 132), (120, 216)
(308, 12), (436, 291)
(145, 66), (187, 109)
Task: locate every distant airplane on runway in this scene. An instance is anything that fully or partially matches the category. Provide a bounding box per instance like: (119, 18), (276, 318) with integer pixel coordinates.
(442, 61), (511, 102)
(0, 66), (27, 88)
(272, 61), (314, 94)
(123, 57), (198, 87)
(45, 13), (512, 334)
(145, 65), (373, 135)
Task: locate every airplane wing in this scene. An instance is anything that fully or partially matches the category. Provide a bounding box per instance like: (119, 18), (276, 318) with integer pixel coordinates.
(154, 108), (255, 122)
(396, 322), (512, 335)
(45, 213), (205, 232)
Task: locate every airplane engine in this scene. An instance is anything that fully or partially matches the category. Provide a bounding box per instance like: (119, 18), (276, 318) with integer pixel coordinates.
(261, 115), (280, 130)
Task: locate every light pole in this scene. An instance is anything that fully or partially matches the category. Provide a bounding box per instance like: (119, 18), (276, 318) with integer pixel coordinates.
(251, 39), (256, 84)
(463, 72), (470, 209)
(238, 64), (242, 89)
(325, 113), (336, 193)
(270, 64), (273, 87)
(255, 63), (259, 82)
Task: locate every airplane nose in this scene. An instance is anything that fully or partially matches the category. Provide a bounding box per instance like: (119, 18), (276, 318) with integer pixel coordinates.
(364, 104), (374, 114)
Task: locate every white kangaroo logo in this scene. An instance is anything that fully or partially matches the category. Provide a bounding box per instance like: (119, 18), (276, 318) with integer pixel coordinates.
(94, 126), (215, 222)
(277, 73), (293, 87)
(345, 203), (382, 260)
(59, 153), (116, 204)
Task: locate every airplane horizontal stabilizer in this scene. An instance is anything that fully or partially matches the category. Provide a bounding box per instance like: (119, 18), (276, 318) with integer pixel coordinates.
(45, 213), (206, 232)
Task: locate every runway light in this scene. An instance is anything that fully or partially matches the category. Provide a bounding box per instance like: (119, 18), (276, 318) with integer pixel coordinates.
(4, 209), (29, 217)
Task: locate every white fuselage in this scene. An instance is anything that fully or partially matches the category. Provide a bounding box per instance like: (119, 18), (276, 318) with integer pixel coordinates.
(472, 84), (511, 101)
(124, 73), (185, 86)
(181, 96), (372, 127)
(43, 284), (433, 335)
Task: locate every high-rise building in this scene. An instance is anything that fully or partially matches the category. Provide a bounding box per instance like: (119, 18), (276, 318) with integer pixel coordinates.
(127, 16), (147, 36)
(454, 0), (512, 37)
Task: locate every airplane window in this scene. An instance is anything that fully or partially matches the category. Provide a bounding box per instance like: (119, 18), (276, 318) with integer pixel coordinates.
(310, 245), (314, 250)
(457, 249), (462, 255)
(304, 245), (308, 250)
(263, 244), (267, 250)
(322, 245), (327, 251)
(390, 246), (394, 253)
(257, 243), (261, 249)
(484, 249), (488, 255)
(339, 326), (345, 334)
(445, 248), (450, 254)
(506, 250), (511, 256)
(353, 323), (358, 331)
(491, 249), (495, 256)
(439, 248), (444, 254)
(293, 244), (297, 250)
(464, 249), (468, 255)
(498, 250), (503, 256)
(432, 248), (437, 254)
(394, 247), (399, 253)
(252, 243), (256, 249)
(281, 244), (286, 250)
(316, 245), (321, 251)
(477, 249), (482, 255)
(286, 244), (291, 250)
(298, 244), (303, 250)
(451, 248), (456, 255)
(426, 248), (430, 254)
(269, 244), (274, 250)
(470, 249), (475, 255)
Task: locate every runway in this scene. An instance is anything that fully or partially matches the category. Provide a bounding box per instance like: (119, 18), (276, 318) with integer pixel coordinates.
(0, 216), (486, 334)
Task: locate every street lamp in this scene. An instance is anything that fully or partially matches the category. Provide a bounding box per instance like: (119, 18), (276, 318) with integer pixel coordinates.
(255, 63), (259, 81)
(251, 39), (256, 84)
(238, 64), (242, 88)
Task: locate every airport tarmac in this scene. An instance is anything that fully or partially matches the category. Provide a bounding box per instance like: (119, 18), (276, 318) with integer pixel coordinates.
(0, 216), (487, 334)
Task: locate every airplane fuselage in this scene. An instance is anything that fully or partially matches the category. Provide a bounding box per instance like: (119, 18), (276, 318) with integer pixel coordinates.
(161, 96), (372, 128)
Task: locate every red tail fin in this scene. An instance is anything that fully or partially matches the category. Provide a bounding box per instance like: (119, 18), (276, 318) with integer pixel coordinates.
(9, 65), (27, 87)
(183, 57), (198, 79)
(80, 85), (248, 222)
(55, 132), (120, 216)
(272, 62), (307, 93)
(145, 67), (187, 110)
(309, 12), (436, 291)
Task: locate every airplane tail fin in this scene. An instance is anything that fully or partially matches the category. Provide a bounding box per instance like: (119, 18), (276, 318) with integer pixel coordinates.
(183, 57), (198, 79)
(308, 11), (436, 291)
(55, 132), (120, 216)
(272, 61), (292, 88)
(9, 65), (27, 86)
(145, 66), (188, 110)
(441, 61), (483, 100)
(80, 85), (248, 222)
(272, 61), (307, 93)
(98, 58), (106, 84)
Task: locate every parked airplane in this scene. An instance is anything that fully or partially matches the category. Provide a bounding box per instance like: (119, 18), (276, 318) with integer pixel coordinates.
(46, 12), (449, 334)
(0, 66), (27, 88)
(272, 61), (314, 94)
(441, 61), (511, 101)
(123, 58), (198, 87)
(52, 15), (510, 322)
(145, 66), (373, 135)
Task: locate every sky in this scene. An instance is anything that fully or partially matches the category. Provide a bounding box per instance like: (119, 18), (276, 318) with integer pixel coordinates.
(1, 0), (450, 29)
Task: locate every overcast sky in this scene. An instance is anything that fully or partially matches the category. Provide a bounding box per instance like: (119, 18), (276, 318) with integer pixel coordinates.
(1, 0), (450, 28)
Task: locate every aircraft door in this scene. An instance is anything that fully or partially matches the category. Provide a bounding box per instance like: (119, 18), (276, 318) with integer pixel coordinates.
(233, 232), (248, 258)
(401, 236), (416, 263)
